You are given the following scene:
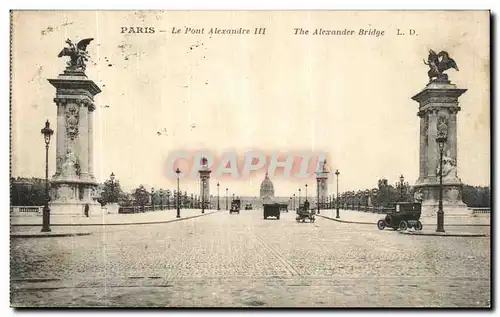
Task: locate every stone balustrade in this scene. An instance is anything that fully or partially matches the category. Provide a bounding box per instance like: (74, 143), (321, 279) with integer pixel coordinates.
(10, 206), (43, 216)
(469, 208), (491, 214)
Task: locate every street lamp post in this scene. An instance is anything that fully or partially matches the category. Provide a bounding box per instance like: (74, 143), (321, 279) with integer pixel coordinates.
(109, 172), (116, 203)
(305, 184), (308, 201)
(335, 169), (340, 218)
(159, 189), (164, 210)
(201, 180), (206, 214)
(217, 182), (220, 210)
(316, 178), (320, 215)
(175, 168), (181, 218)
(41, 120), (53, 233)
(436, 133), (447, 233)
(293, 194), (296, 210)
(399, 174), (405, 200)
(298, 188), (301, 211)
(364, 189), (370, 212)
(151, 187), (155, 211)
(225, 188), (228, 210)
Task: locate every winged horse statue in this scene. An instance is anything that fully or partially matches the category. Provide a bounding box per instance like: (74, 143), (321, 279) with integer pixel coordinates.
(58, 38), (94, 72)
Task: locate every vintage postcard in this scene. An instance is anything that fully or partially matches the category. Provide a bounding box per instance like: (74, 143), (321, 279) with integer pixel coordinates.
(9, 10), (490, 307)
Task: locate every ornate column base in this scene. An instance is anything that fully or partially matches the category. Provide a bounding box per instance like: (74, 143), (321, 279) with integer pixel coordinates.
(50, 179), (99, 216)
(415, 182), (469, 217)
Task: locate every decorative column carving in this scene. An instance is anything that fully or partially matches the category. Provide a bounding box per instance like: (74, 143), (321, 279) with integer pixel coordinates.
(77, 99), (89, 180)
(417, 111), (426, 183)
(54, 98), (66, 177)
(427, 109), (438, 179)
(448, 107), (460, 163)
(64, 99), (80, 155)
(88, 102), (95, 180)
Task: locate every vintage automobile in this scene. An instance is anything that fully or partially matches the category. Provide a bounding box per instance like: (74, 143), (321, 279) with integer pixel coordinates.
(244, 203), (253, 210)
(278, 204), (289, 213)
(262, 196), (280, 219)
(295, 200), (315, 223)
(229, 199), (241, 214)
(377, 202), (423, 231)
(263, 203), (280, 220)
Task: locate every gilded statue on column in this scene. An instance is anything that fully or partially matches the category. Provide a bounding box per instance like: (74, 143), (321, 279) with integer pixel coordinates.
(58, 38), (94, 72)
(423, 50), (459, 83)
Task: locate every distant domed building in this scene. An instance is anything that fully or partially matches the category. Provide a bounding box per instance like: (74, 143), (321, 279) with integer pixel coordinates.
(260, 172), (275, 198)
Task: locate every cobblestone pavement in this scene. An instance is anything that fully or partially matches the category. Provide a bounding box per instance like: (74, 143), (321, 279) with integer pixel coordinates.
(10, 209), (490, 307)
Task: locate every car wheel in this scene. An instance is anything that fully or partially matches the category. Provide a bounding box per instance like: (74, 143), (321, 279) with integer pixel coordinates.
(399, 221), (408, 231)
(416, 220), (423, 231)
(377, 220), (386, 230)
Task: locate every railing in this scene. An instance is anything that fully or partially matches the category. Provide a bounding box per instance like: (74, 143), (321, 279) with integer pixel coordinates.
(10, 206), (43, 216)
(118, 205), (192, 214)
(338, 205), (392, 214)
(119, 206), (155, 214)
(469, 207), (491, 214)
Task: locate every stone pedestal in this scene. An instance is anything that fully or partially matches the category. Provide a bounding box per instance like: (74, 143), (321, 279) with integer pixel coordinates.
(316, 171), (329, 207)
(199, 167), (212, 209)
(106, 203), (120, 214)
(412, 81), (468, 217)
(48, 70), (101, 216)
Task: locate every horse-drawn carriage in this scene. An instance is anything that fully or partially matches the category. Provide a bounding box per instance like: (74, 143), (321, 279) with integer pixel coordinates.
(229, 199), (241, 214)
(377, 202), (423, 231)
(295, 200), (315, 223)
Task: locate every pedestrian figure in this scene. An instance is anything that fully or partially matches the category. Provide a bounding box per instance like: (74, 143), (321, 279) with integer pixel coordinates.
(84, 204), (89, 217)
(303, 200), (310, 212)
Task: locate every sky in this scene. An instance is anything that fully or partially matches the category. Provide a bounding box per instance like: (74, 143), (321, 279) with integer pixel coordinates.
(10, 11), (490, 196)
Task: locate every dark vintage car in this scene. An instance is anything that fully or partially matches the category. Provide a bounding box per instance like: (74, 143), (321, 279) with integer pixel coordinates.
(278, 204), (288, 212)
(377, 202), (423, 231)
(244, 203), (253, 210)
(261, 196), (280, 219)
(263, 203), (280, 220)
(230, 199), (241, 214)
(295, 200), (314, 222)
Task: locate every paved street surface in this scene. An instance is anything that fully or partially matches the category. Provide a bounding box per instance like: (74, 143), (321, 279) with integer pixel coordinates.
(11, 209), (490, 307)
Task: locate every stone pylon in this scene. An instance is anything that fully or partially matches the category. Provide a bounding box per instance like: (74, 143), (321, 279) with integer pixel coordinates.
(316, 160), (329, 207)
(48, 69), (101, 215)
(199, 159), (211, 209)
(412, 80), (468, 216)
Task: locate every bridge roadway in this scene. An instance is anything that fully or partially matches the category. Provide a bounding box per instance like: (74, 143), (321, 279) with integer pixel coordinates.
(10, 209), (490, 307)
